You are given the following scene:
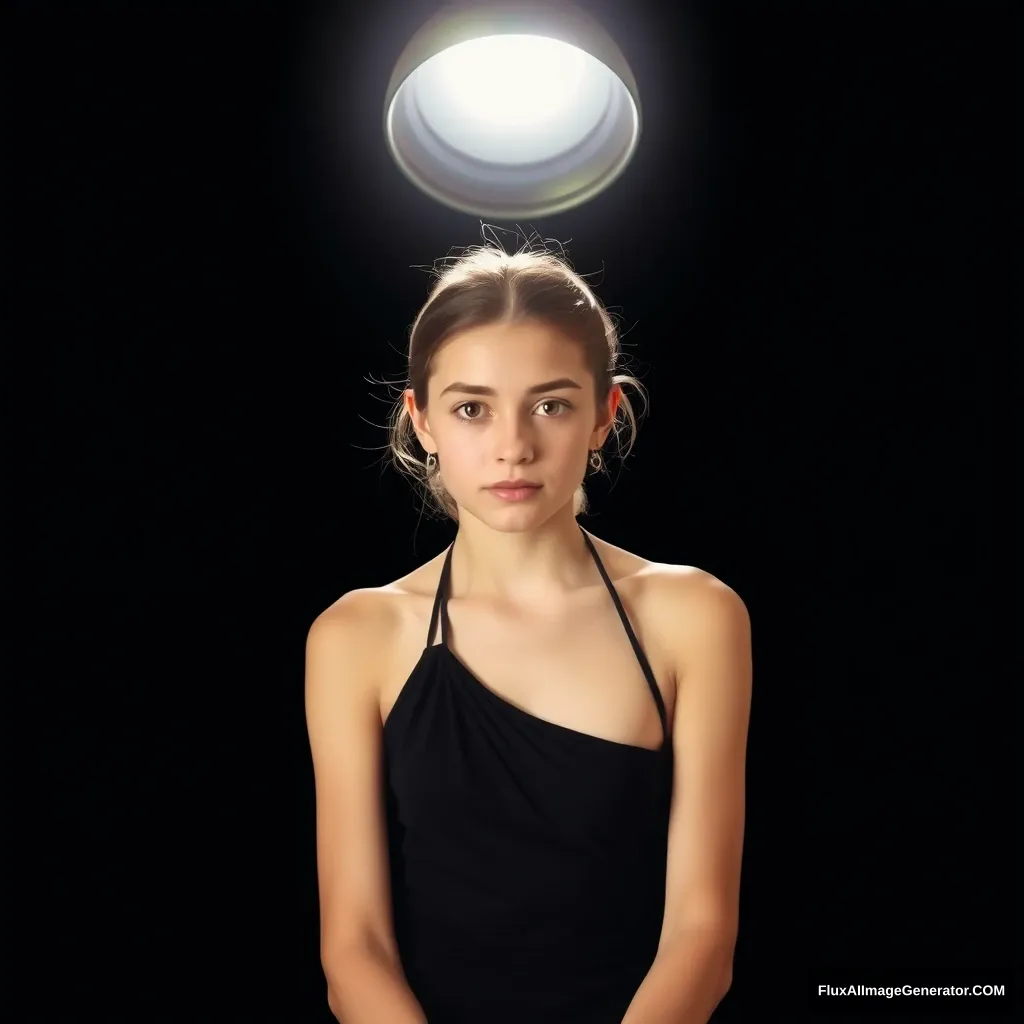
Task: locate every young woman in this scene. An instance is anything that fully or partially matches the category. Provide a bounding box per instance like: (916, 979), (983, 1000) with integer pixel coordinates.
(305, 245), (752, 1024)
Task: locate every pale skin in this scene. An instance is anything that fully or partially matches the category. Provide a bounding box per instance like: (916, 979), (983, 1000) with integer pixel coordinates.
(305, 319), (752, 1023)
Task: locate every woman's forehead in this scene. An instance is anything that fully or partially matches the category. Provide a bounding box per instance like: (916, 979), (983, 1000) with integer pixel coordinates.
(433, 320), (588, 375)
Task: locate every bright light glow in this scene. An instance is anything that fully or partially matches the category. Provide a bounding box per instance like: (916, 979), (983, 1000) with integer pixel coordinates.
(408, 34), (614, 165)
(434, 35), (588, 125)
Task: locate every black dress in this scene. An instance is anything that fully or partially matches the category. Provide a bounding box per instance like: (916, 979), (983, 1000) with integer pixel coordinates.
(383, 528), (674, 1023)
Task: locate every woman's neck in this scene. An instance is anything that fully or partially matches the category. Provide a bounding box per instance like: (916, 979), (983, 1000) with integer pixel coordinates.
(448, 508), (597, 605)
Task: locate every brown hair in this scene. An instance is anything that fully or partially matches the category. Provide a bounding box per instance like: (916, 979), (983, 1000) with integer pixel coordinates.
(387, 239), (647, 520)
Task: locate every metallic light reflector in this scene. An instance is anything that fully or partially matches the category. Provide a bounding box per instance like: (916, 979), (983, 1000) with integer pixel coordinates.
(383, 2), (642, 218)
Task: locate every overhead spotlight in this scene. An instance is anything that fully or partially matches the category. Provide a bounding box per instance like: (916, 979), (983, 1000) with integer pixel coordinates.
(383, 1), (642, 218)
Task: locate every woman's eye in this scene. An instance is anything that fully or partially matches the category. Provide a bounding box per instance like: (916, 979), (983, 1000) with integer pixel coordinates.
(537, 400), (570, 417)
(455, 402), (484, 420)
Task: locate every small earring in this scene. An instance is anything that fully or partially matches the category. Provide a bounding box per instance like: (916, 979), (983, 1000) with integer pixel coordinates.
(589, 449), (603, 472)
(425, 452), (437, 472)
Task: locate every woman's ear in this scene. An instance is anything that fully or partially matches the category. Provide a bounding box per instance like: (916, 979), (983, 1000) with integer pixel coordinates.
(405, 388), (436, 453)
(592, 384), (622, 445)
(608, 384), (623, 423)
(403, 388), (417, 421)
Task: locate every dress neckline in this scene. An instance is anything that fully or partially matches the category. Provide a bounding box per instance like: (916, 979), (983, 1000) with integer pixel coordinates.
(428, 643), (671, 755)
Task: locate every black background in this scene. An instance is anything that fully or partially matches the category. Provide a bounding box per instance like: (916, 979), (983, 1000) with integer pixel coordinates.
(8, 0), (1015, 1019)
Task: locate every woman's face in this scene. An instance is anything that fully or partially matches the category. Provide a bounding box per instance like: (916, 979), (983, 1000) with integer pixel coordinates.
(407, 319), (618, 531)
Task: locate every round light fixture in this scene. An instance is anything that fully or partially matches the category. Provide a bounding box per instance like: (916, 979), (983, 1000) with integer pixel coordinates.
(383, 1), (642, 218)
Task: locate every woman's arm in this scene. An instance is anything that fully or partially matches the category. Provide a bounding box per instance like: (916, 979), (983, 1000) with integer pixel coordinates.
(306, 594), (428, 1024)
(324, 944), (428, 1024)
(621, 573), (752, 1023)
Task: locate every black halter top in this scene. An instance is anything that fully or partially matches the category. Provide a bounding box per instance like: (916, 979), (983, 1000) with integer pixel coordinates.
(383, 528), (674, 1023)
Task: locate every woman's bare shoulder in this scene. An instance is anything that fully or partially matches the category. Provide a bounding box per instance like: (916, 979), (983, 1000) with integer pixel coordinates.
(309, 549), (448, 645)
(379, 547), (449, 600)
(311, 586), (391, 634)
(599, 534), (743, 634)
(587, 530), (709, 587)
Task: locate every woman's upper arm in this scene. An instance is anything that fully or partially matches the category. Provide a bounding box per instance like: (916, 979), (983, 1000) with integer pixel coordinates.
(659, 574), (752, 948)
(305, 591), (397, 964)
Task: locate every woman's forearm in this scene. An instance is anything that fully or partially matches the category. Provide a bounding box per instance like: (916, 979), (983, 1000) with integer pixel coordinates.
(325, 943), (428, 1024)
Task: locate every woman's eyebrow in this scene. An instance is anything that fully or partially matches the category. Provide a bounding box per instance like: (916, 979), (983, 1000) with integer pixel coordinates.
(439, 378), (583, 397)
